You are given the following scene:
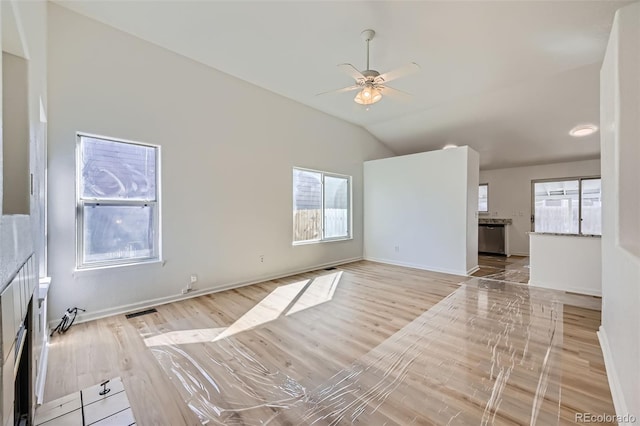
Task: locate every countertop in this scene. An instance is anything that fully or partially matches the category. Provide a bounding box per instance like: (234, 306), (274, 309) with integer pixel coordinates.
(529, 232), (601, 238)
(478, 218), (512, 225)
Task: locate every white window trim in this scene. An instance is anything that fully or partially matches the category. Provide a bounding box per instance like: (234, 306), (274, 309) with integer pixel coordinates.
(76, 132), (162, 270)
(292, 167), (353, 245)
(530, 175), (601, 236)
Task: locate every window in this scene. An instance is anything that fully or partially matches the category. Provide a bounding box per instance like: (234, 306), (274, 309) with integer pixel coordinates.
(532, 177), (601, 236)
(293, 168), (351, 243)
(77, 134), (160, 269)
(478, 184), (489, 212)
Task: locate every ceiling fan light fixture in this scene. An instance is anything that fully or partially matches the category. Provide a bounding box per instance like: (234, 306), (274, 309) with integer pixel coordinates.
(354, 86), (382, 105)
(319, 29), (418, 105)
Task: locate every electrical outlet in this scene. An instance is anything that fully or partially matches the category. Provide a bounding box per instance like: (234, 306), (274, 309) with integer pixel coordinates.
(260, 255), (264, 263)
(394, 245), (400, 252)
(186, 274), (197, 291)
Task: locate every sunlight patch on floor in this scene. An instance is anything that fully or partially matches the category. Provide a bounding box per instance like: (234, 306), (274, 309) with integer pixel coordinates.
(143, 271), (344, 347)
(144, 327), (226, 347)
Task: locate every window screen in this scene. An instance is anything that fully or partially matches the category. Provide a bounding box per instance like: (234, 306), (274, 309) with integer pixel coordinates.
(77, 135), (160, 268)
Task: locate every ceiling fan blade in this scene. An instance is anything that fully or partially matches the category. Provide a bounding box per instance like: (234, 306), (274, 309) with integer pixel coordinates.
(375, 62), (420, 84)
(379, 85), (412, 99)
(337, 63), (365, 81)
(316, 85), (361, 96)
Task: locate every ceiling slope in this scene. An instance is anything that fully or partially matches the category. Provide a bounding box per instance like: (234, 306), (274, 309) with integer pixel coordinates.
(54, 1), (628, 168)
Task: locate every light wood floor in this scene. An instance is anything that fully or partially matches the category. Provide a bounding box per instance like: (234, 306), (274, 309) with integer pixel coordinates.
(44, 261), (613, 425)
(473, 254), (530, 283)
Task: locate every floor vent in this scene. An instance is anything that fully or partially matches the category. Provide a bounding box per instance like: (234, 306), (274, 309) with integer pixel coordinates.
(324, 267), (337, 271)
(125, 308), (158, 319)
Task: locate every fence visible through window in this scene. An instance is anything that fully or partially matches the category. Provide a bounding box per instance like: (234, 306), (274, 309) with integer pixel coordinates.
(532, 177), (601, 236)
(293, 168), (351, 243)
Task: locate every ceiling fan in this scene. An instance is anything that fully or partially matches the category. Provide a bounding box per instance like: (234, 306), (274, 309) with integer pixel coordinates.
(319, 29), (419, 106)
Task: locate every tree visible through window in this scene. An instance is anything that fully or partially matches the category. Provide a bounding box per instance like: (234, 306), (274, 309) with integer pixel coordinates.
(77, 134), (160, 268)
(293, 168), (351, 243)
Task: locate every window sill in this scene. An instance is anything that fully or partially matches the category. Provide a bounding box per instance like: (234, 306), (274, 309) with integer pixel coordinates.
(292, 237), (353, 246)
(74, 258), (164, 274)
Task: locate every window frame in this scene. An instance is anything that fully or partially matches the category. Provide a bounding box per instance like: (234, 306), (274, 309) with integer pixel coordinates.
(478, 183), (489, 213)
(530, 175), (601, 236)
(292, 167), (352, 245)
(76, 132), (162, 270)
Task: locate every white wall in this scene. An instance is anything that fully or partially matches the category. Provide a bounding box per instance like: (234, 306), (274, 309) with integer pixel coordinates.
(466, 151), (479, 272)
(363, 146), (479, 276)
(529, 234), (601, 296)
(0, 0), (47, 284)
(18, 0), (48, 278)
(599, 3), (640, 420)
(479, 159), (600, 255)
(2, 52), (29, 215)
(46, 5), (393, 322)
(0, 1), (48, 423)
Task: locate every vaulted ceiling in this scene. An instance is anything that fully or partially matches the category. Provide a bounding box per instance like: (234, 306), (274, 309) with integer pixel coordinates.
(55, 1), (628, 169)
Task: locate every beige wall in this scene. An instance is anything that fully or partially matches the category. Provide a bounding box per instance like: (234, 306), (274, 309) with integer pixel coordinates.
(0, 0), (49, 422)
(2, 52), (29, 215)
(599, 2), (640, 419)
(364, 146), (479, 276)
(480, 159), (600, 255)
(0, 0), (48, 286)
(47, 5), (393, 322)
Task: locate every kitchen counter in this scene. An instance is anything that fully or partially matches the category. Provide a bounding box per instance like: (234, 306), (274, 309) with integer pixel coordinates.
(479, 218), (512, 225)
(529, 232), (600, 238)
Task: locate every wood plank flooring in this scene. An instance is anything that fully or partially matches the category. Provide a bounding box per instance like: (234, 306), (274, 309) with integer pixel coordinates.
(473, 254), (530, 283)
(44, 261), (613, 425)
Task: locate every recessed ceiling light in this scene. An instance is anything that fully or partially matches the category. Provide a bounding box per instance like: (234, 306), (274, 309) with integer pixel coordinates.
(443, 144), (458, 150)
(569, 124), (598, 137)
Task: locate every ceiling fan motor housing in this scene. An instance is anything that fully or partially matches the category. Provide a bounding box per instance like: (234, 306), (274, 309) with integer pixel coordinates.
(360, 29), (375, 42)
(362, 69), (380, 79)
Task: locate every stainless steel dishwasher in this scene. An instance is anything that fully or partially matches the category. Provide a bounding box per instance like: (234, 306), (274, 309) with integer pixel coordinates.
(478, 224), (505, 255)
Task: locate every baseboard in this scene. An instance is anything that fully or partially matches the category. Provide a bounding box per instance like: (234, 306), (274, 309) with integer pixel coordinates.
(466, 265), (480, 275)
(528, 280), (602, 297)
(49, 257), (363, 328)
(510, 251), (530, 257)
(35, 339), (49, 404)
(598, 326), (630, 423)
(364, 257), (468, 277)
